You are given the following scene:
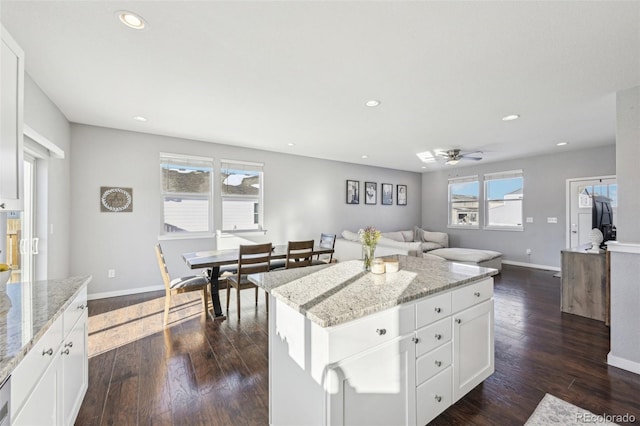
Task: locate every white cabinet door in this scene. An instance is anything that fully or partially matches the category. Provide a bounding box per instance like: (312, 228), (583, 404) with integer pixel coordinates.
(0, 27), (24, 211)
(328, 335), (416, 426)
(452, 299), (494, 402)
(61, 312), (88, 425)
(13, 351), (62, 426)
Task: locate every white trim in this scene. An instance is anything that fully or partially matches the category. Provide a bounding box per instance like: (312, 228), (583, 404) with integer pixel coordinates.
(502, 260), (560, 272)
(564, 175), (616, 248)
(447, 174), (478, 183)
(220, 159), (264, 168)
(484, 169), (523, 180)
(24, 124), (65, 158)
(607, 353), (640, 375)
(157, 233), (215, 241)
(160, 151), (213, 162)
(88, 284), (165, 300)
(483, 226), (524, 232)
(606, 241), (640, 254)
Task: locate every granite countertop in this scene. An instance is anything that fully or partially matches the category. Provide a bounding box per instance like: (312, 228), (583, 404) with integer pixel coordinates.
(0, 275), (92, 384)
(248, 255), (498, 327)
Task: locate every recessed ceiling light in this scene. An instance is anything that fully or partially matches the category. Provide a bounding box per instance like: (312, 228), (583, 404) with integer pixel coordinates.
(133, 116), (147, 122)
(361, 155), (368, 159)
(421, 166), (427, 169)
(557, 141), (569, 146)
(502, 114), (520, 121)
(118, 11), (146, 30)
(365, 100), (380, 107)
(287, 143), (295, 147)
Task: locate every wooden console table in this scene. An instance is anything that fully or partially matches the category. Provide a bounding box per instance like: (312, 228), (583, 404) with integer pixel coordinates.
(560, 245), (608, 323)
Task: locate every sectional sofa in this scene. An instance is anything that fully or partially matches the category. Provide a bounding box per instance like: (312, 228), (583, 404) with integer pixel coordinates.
(334, 226), (502, 271)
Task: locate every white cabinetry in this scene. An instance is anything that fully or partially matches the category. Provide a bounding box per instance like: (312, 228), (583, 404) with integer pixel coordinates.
(0, 26), (24, 211)
(11, 286), (88, 425)
(269, 277), (494, 425)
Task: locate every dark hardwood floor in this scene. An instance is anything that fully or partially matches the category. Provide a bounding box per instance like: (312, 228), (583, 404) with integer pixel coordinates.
(75, 265), (640, 425)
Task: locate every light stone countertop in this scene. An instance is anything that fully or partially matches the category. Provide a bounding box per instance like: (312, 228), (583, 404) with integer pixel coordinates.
(248, 255), (498, 327)
(0, 275), (92, 385)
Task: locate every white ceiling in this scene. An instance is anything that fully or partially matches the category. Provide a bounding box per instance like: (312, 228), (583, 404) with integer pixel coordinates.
(2, 1), (639, 172)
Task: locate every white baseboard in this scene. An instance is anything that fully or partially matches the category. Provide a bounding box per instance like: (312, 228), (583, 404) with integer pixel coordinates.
(501, 260), (560, 272)
(607, 353), (640, 375)
(88, 284), (165, 300)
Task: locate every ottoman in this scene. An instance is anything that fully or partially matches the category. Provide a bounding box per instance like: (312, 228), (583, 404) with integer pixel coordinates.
(428, 248), (502, 272)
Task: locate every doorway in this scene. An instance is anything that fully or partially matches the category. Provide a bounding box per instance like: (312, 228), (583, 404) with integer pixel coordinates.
(566, 176), (617, 248)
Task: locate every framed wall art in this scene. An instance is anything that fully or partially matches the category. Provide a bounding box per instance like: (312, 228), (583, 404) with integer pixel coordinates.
(100, 186), (133, 212)
(365, 182), (377, 205)
(346, 180), (359, 204)
(381, 183), (393, 205)
(397, 185), (407, 206)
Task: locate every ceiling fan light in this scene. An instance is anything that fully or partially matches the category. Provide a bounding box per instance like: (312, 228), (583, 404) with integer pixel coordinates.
(446, 159), (459, 165)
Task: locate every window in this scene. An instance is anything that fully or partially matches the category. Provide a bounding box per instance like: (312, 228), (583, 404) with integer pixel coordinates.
(220, 160), (263, 231)
(484, 170), (523, 230)
(578, 183), (618, 208)
(448, 176), (479, 228)
(160, 153), (213, 235)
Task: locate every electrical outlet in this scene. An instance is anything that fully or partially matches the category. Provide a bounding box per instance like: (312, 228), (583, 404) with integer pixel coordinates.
(547, 217), (558, 224)
(526, 217), (534, 223)
(526, 249), (532, 255)
(108, 269), (116, 278)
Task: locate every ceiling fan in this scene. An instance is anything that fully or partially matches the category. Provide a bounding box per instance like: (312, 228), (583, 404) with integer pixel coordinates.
(436, 149), (483, 165)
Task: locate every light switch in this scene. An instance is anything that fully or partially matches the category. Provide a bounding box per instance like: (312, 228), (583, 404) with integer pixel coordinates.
(526, 217), (534, 223)
(547, 217), (558, 224)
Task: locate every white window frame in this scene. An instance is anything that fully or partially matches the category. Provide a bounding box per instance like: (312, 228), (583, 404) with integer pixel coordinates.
(484, 169), (524, 231)
(448, 175), (480, 229)
(220, 159), (264, 233)
(159, 152), (214, 239)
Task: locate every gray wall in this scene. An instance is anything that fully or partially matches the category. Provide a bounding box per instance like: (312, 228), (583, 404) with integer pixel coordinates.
(421, 145), (616, 269)
(615, 86), (640, 242)
(69, 124), (421, 297)
(23, 74), (71, 279)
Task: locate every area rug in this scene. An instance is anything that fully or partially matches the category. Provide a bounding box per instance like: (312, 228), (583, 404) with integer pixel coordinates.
(526, 394), (619, 425)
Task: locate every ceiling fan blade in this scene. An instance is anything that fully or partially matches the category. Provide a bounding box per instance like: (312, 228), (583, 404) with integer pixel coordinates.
(464, 156), (483, 161)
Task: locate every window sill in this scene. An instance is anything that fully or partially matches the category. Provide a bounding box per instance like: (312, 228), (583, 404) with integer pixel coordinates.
(220, 229), (268, 237)
(158, 233), (215, 241)
(447, 225), (480, 230)
(483, 226), (524, 232)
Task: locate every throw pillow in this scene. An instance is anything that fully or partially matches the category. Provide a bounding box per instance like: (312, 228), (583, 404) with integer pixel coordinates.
(381, 231), (405, 242)
(422, 230), (449, 248)
(378, 237), (422, 252)
(401, 230), (415, 242)
(341, 230), (360, 242)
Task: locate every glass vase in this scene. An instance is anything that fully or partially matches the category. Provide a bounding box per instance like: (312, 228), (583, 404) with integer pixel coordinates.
(362, 245), (376, 271)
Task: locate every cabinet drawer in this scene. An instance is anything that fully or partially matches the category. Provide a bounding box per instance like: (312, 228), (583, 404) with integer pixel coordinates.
(63, 286), (88, 337)
(452, 278), (493, 314)
(415, 317), (451, 358)
(416, 341), (452, 386)
(417, 366), (452, 426)
(327, 303), (415, 362)
(11, 314), (63, 419)
(415, 292), (451, 329)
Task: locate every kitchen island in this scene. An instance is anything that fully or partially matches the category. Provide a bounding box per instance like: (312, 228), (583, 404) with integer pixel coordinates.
(249, 255), (498, 426)
(0, 275), (91, 425)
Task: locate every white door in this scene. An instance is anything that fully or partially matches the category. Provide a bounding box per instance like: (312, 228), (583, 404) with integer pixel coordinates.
(19, 155), (38, 283)
(568, 177), (617, 248)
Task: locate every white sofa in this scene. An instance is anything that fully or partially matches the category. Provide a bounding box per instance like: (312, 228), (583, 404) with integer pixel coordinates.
(334, 227), (449, 260)
(334, 227), (502, 271)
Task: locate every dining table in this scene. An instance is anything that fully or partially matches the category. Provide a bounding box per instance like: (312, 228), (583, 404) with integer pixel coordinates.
(182, 244), (335, 319)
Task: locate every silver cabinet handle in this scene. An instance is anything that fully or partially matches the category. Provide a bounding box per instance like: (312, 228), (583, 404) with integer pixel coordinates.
(0, 203), (5, 209)
(61, 348), (70, 355)
(434, 333), (442, 340)
(474, 292), (481, 297)
(435, 395), (442, 403)
(411, 337), (420, 344)
(455, 318), (462, 324)
(376, 328), (386, 336)
(65, 341), (73, 348)
(42, 348), (53, 356)
(435, 360), (442, 367)
(77, 304), (86, 310)
(434, 307), (441, 313)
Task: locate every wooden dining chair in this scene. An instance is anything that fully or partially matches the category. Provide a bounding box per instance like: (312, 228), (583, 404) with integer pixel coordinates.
(312, 233), (336, 265)
(285, 240), (315, 269)
(227, 243), (273, 320)
(155, 243), (209, 326)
